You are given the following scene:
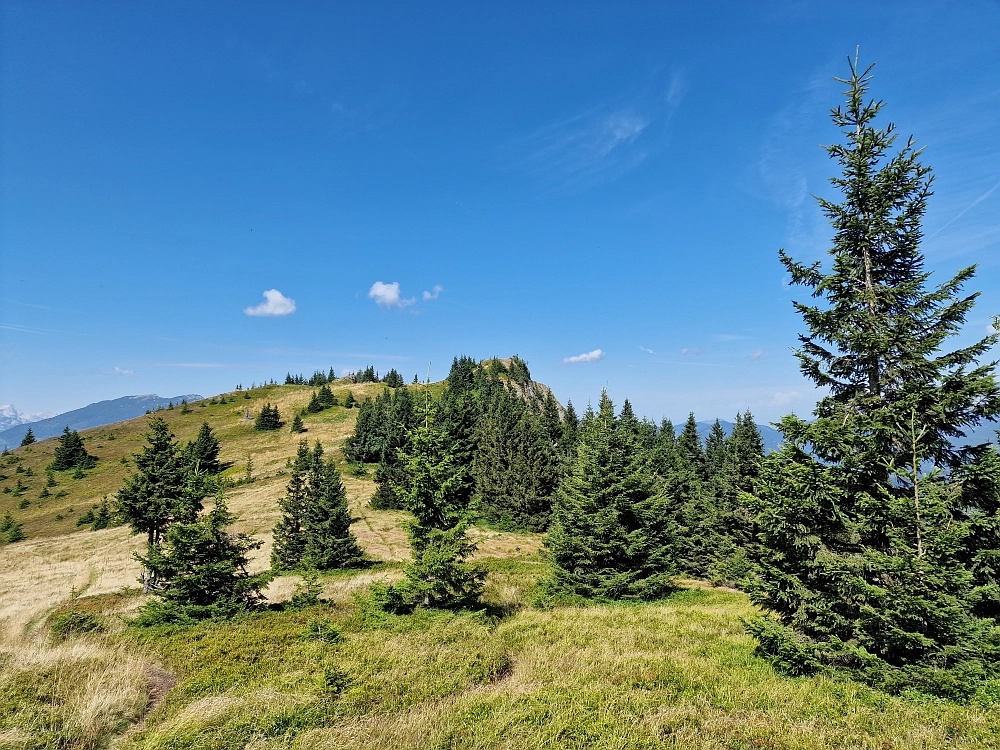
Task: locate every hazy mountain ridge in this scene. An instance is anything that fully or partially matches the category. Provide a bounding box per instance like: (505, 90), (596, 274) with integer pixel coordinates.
(0, 404), (55, 433)
(0, 394), (202, 449)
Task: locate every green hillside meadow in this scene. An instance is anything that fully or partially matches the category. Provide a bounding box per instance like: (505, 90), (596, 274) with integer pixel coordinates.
(1, 380), (998, 750)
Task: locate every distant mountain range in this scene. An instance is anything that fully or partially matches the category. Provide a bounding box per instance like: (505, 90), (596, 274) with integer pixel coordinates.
(0, 394), (202, 449)
(688, 418), (999, 454)
(0, 404), (55, 433)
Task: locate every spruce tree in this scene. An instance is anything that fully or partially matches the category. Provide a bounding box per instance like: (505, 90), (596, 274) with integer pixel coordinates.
(704, 419), (728, 477)
(117, 417), (208, 590)
(317, 384), (337, 409)
(306, 392), (324, 413)
(254, 403), (282, 431)
(746, 56), (1000, 698)
(136, 495), (270, 623)
(651, 418), (676, 478)
(92, 497), (113, 530)
(383, 369), (405, 388)
(49, 427), (96, 471)
(183, 423), (221, 474)
(388, 402), (484, 610)
(728, 411), (765, 493)
(272, 441), (363, 570)
(668, 413), (718, 576)
(290, 414), (305, 433)
(372, 387), (418, 509)
(20, 428), (35, 447)
(343, 392), (356, 409)
(300, 443), (364, 569)
(343, 396), (383, 462)
(117, 417), (203, 548)
(545, 392), (676, 600)
(271, 441), (311, 570)
(540, 391), (563, 445)
(558, 400), (580, 462)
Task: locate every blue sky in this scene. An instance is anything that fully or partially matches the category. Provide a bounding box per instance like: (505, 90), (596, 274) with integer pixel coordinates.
(2, 1), (999, 424)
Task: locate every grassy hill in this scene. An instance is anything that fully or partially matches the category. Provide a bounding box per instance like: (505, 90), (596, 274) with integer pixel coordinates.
(1, 381), (998, 749)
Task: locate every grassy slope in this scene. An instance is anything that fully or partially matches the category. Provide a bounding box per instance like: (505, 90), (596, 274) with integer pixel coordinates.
(1, 383), (999, 749)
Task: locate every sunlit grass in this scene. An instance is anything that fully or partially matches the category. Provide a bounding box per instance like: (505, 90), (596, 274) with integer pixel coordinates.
(2, 381), (999, 748)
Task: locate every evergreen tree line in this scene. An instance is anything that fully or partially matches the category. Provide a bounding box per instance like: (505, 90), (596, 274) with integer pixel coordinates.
(285, 367), (337, 386)
(344, 356), (764, 573)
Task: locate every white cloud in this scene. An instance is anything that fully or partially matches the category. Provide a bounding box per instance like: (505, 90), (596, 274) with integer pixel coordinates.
(666, 70), (688, 108)
(769, 390), (801, 406)
(422, 284), (444, 301)
(114, 367), (135, 376)
(369, 281), (415, 309)
(749, 349), (766, 361)
(680, 347), (704, 356)
(562, 349), (605, 365)
(639, 345), (655, 354)
(244, 289), (296, 317)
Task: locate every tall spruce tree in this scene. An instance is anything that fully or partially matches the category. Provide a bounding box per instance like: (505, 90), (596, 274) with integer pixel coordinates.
(254, 404), (282, 431)
(271, 441), (311, 570)
(272, 441), (363, 571)
(117, 417), (207, 590)
(300, 442), (364, 569)
(668, 413), (717, 576)
(372, 387), (418, 509)
(746, 56), (1000, 698)
(343, 395), (384, 462)
(545, 392), (676, 601)
(387, 401), (484, 610)
(20, 428), (35, 447)
(117, 417), (204, 548)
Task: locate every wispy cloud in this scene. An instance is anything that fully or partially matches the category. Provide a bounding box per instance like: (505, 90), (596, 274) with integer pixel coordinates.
(929, 178), (1000, 239)
(244, 289), (296, 317)
(680, 347), (704, 356)
(0, 323), (96, 337)
(562, 349), (605, 364)
(512, 69), (687, 192)
(369, 281), (415, 309)
(422, 285), (444, 301)
(639, 345), (655, 354)
(519, 110), (650, 190)
(749, 349), (766, 361)
(114, 367), (134, 376)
